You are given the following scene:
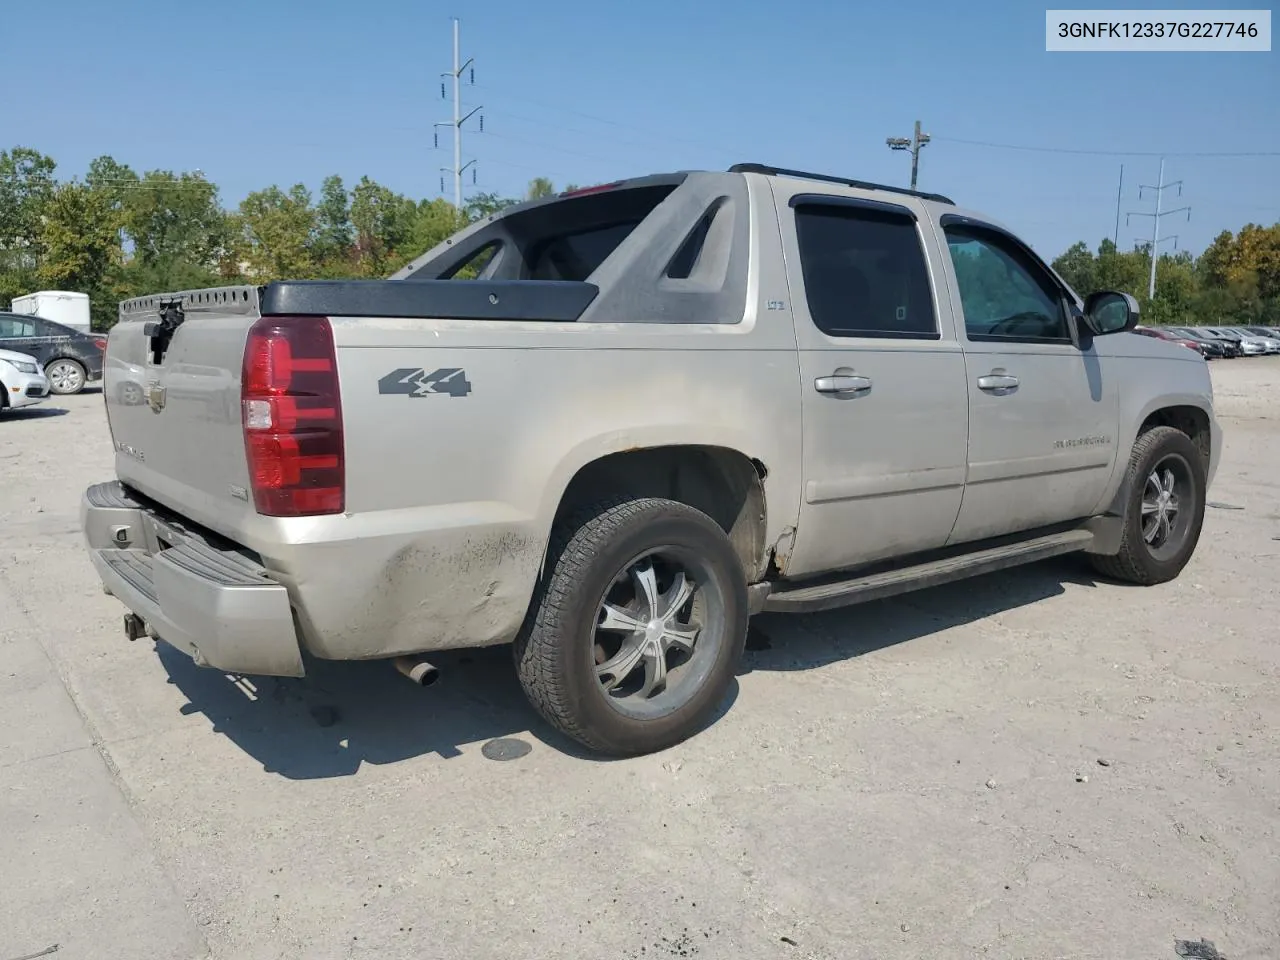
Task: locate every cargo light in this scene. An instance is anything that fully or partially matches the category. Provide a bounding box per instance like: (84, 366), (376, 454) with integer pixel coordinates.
(558, 181), (622, 198)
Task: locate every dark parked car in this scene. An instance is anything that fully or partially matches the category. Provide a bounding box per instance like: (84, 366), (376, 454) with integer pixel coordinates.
(0, 312), (105, 394)
(1166, 327), (1232, 359)
(1189, 328), (1246, 358)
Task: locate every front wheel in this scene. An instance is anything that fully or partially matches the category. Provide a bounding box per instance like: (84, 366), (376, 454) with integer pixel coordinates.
(515, 497), (748, 757)
(1090, 426), (1207, 585)
(45, 359), (86, 395)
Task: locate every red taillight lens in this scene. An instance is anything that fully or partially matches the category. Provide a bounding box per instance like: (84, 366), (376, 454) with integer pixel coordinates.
(241, 316), (344, 517)
(93, 337), (108, 351)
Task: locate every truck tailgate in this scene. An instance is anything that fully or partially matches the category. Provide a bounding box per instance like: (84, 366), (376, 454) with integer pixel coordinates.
(105, 287), (262, 539)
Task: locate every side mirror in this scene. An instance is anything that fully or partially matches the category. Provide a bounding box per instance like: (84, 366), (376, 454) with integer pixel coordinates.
(1083, 290), (1139, 335)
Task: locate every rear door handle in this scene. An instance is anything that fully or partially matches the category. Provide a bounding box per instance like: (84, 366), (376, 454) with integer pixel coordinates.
(977, 374), (1019, 395)
(815, 374), (872, 395)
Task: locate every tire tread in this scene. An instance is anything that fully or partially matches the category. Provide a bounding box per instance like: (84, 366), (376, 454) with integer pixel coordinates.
(514, 496), (739, 755)
(1089, 425), (1203, 585)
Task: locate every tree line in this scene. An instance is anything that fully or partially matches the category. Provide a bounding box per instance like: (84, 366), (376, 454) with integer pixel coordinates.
(1, 147), (571, 329)
(3, 144), (1277, 330)
(1051, 228), (1280, 329)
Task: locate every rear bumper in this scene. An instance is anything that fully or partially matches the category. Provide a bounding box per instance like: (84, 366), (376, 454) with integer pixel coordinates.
(81, 481), (304, 677)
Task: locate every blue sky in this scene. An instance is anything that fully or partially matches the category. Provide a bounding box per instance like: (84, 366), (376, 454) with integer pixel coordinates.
(4, 0), (1276, 260)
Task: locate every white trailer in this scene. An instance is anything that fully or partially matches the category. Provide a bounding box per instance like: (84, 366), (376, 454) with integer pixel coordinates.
(10, 290), (91, 333)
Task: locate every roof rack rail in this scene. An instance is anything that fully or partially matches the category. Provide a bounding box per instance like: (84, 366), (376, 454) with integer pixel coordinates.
(728, 163), (955, 206)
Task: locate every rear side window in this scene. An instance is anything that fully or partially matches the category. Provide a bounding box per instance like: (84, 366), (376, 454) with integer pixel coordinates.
(793, 202), (937, 339)
(442, 241), (501, 280)
(0, 317), (36, 337)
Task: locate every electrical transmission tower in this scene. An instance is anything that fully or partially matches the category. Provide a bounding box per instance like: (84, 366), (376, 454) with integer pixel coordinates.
(1126, 158), (1191, 299)
(435, 18), (483, 213)
(886, 120), (930, 190)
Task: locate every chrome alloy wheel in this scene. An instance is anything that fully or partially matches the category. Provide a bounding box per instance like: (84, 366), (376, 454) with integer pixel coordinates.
(591, 549), (725, 720)
(1141, 454), (1194, 560)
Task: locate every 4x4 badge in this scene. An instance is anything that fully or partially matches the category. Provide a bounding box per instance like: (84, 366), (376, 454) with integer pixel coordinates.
(378, 367), (472, 398)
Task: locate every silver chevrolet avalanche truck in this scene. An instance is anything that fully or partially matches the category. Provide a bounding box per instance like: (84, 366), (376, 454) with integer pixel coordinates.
(82, 164), (1221, 756)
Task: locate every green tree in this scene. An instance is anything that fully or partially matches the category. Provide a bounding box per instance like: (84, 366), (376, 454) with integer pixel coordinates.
(406, 198), (467, 262)
(85, 155), (139, 211)
(526, 177), (555, 200)
(350, 176), (418, 274)
(314, 174), (353, 268)
(1051, 241), (1097, 296)
(0, 147), (57, 288)
(36, 181), (121, 313)
(1094, 239), (1149, 299)
(465, 191), (518, 221)
(238, 185), (317, 280)
(1144, 251), (1196, 325)
(121, 170), (228, 271)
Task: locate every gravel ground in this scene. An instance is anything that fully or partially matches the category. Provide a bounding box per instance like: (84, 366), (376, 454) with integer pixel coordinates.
(2, 359), (1278, 960)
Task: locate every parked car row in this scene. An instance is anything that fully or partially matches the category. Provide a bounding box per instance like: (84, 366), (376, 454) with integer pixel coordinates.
(0, 311), (106, 395)
(0, 311), (108, 415)
(1133, 324), (1280, 358)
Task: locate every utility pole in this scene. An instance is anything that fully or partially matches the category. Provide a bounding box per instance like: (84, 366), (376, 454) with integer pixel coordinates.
(886, 120), (930, 190)
(435, 18), (482, 213)
(1125, 158), (1191, 299)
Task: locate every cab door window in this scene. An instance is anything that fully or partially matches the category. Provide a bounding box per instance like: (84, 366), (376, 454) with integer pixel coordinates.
(944, 226), (1070, 342)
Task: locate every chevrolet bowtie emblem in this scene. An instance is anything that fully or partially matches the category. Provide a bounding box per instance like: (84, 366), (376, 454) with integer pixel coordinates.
(147, 382), (167, 413)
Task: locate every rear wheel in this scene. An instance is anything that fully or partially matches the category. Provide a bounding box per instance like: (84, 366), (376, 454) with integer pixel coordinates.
(45, 359), (86, 395)
(515, 497), (748, 756)
(1090, 426), (1206, 585)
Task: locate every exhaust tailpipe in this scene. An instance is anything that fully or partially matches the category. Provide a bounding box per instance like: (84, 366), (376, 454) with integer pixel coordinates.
(394, 655), (440, 687)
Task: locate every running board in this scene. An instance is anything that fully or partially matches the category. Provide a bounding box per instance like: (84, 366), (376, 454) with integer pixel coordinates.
(761, 528), (1095, 615)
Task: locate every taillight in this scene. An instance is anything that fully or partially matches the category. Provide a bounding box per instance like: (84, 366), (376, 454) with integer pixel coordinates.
(93, 337), (108, 351)
(241, 315), (344, 517)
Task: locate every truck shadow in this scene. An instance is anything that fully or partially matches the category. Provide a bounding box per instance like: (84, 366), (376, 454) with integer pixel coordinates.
(738, 556), (1101, 674)
(158, 556), (1105, 778)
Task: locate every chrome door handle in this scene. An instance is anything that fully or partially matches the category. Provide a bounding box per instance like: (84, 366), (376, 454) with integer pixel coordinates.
(815, 374), (872, 395)
(977, 374), (1019, 395)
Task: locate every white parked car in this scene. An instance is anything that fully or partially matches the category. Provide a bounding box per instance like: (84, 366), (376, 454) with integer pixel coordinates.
(1203, 326), (1270, 356)
(1227, 326), (1280, 354)
(0, 348), (51, 413)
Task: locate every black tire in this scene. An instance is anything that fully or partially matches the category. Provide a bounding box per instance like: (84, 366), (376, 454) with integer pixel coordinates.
(514, 496), (749, 757)
(1090, 425), (1206, 585)
(45, 358), (87, 395)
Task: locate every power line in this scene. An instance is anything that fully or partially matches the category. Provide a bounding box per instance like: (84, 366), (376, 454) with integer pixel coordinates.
(932, 135), (1280, 158)
(482, 130), (623, 166)
(434, 18), (482, 210)
(467, 81), (761, 160)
